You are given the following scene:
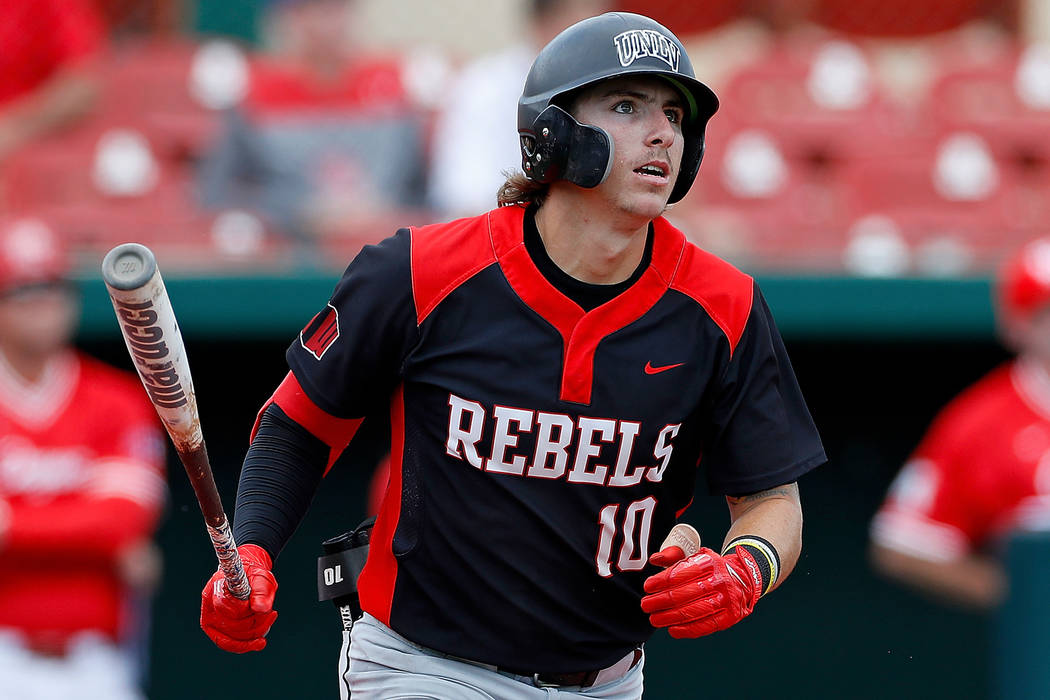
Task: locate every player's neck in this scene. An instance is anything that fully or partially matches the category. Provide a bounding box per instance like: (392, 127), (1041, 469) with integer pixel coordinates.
(534, 198), (650, 285)
(0, 344), (58, 384)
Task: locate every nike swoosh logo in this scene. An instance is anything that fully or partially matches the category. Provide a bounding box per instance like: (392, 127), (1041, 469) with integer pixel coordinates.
(644, 361), (685, 375)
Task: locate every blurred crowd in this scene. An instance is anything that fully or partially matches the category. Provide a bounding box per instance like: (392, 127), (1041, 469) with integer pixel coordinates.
(0, 0), (1047, 274)
(4, 0), (1050, 697)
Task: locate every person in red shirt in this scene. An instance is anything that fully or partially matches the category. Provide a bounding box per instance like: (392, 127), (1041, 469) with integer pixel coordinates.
(870, 236), (1050, 608)
(196, 0), (429, 243)
(0, 0), (104, 164)
(249, 0), (408, 111)
(0, 217), (166, 699)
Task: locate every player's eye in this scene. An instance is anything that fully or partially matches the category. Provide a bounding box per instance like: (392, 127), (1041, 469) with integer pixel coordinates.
(665, 108), (683, 124)
(613, 100), (635, 114)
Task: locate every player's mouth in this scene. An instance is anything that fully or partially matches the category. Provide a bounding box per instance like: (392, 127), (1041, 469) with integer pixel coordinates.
(633, 160), (671, 184)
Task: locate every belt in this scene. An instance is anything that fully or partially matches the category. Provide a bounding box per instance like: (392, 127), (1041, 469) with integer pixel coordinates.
(503, 648), (643, 689)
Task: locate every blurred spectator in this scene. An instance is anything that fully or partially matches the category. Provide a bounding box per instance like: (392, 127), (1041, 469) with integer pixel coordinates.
(870, 236), (1050, 609)
(197, 0), (430, 243)
(0, 0), (104, 166)
(426, 0), (609, 219)
(0, 218), (167, 698)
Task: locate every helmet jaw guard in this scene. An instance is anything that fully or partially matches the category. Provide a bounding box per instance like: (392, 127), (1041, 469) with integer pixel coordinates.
(517, 12), (719, 204)
(669, 113), (709, 204)
(520, 105), (614, 189)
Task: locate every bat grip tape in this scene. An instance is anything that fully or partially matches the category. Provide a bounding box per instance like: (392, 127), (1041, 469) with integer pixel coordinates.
(208, 518), (251, 600)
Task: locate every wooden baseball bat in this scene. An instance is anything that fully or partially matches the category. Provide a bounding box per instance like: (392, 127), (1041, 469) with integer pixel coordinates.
(101, 243), (250, 600)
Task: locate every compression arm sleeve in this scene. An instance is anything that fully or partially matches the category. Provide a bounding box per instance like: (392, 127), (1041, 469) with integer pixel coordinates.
(232, 404), (328, 560)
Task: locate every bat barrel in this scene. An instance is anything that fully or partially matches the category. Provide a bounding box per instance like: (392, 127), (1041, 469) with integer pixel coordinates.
(101, 243), (203, 455)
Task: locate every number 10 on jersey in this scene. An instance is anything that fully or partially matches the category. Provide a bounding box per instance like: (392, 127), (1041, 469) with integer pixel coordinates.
(595, 496), (657, 577)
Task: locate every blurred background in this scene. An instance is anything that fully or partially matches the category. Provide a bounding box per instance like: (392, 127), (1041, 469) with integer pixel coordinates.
(4, 0), (1050, 697)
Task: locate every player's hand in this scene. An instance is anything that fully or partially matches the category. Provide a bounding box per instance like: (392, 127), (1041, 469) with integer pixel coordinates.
(200, 544), (278, 653)
(641, 546), (761, 638)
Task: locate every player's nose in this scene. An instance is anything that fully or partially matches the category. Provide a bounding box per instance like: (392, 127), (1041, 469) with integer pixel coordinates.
(645, 108), (676, 149)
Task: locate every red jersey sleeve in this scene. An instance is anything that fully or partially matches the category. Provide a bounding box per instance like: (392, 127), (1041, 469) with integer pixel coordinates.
(49, 0), (105, 67)
(871, 386), (1002, 560)
(0, 0), (103, 105)
(1, 364), (166, 559)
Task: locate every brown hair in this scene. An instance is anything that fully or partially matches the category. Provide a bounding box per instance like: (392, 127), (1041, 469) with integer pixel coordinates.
(499, 84), (593, 208)
(496, 171), (549, 208)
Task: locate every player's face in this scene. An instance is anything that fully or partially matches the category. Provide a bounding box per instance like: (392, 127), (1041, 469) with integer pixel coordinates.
(570, 76), (686, 220)
(287, 0), (352, 59)
(0, 284), (77, 357)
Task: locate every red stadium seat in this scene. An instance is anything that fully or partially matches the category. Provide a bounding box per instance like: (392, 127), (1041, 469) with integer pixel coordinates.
(98, 38), (237, 161)
(809, 0), (986, 37)
(35, 198), (290, 272)
(689, 37), (1049, 270)
(683, 116), (867, 269)
(614, 0), (747, 36)
(923, 45), (1050, 170)
(717, 39), (916, 165)
(4, 120), (180, 212)
(839, 136), (1044, 267)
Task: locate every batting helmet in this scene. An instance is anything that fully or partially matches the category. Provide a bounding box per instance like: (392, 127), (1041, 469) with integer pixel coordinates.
(0, 218), (68, 295)
(517, 12), (718, 204)
(997, 237), (1050, 323)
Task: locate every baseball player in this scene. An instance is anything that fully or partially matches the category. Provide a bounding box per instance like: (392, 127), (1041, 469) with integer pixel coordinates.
(200, 13), (826, 698)
(871, 236), (1050, 608)
(0, 218), (167, 699)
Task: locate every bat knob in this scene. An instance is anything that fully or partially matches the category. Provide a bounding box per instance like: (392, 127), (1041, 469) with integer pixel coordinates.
(660, 523), (702, 558)
(102, 243), (157, 290)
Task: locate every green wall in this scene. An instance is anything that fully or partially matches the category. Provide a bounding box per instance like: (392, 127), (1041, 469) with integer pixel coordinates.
(77, 324), (1005, 699)
(191, 0), (268, 44)
(77, 273), (997, 341)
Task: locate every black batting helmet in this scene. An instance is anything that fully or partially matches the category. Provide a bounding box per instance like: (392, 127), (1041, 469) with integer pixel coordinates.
(517, 12), (719, 204)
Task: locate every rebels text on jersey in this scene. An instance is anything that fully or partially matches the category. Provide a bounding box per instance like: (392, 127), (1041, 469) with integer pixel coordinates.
(287, 205), (825, 672)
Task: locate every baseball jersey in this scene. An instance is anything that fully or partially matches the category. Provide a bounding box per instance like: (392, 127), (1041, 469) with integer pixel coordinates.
(872, 358), (1050, 560)
(245, 55), (408, 113)
(287, 205), (825, 672)
(0, 351), (166, 648)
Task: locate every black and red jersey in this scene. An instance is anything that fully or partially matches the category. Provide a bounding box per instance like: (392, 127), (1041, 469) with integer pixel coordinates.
(285, 205), (825, 672)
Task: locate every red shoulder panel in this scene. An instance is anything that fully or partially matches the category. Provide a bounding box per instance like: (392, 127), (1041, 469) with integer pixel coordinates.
(410, 211), (501, 324)
(357, 384), (406, 625)
(256, 372), (362, 473)
(669, 243), (755, 356)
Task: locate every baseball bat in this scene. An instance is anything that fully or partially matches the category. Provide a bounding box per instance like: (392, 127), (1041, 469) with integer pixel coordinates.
(101, 243), (250, 600)
(660, 523), (701, 558)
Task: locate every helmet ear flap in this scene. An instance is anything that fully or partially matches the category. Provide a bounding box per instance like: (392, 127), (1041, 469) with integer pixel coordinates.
(668, 131), (706, 204)
(520, 105), (613, 189)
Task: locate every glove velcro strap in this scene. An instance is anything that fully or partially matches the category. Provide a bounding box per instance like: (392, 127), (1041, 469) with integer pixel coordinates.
(722, 535), (780, 597)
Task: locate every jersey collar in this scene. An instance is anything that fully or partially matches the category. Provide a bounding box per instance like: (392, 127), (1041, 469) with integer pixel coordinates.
(0, 349), (80, 429)
(485, 205), (686, 404)
(1011, 356), (1050, 421)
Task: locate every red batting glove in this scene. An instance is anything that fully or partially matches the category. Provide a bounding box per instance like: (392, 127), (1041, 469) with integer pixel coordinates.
(200, 544), (278, 653)
(641, 545), (762, 639)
